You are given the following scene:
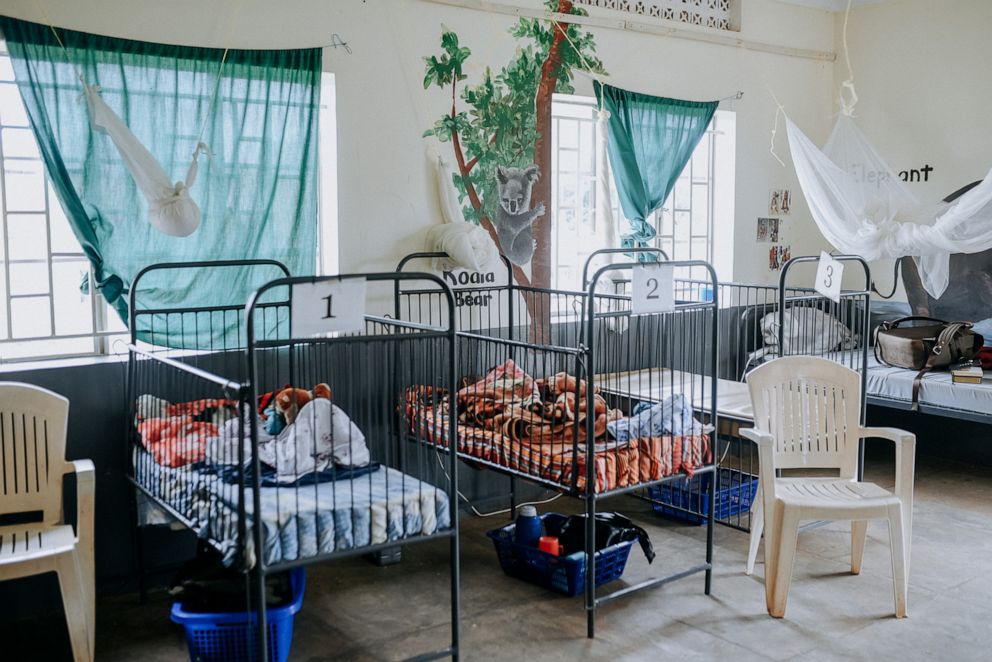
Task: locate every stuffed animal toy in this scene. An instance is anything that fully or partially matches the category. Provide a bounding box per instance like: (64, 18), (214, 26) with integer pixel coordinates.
(274, 383), (333, 426)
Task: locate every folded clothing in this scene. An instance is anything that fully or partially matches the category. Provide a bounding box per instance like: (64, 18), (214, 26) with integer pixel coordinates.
(606, 394), (709, 443)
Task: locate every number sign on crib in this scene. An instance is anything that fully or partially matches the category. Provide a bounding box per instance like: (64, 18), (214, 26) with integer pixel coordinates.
(292, 278), (367, 336)
(632, 264), (674, 315)
(814, 252), (843, 303)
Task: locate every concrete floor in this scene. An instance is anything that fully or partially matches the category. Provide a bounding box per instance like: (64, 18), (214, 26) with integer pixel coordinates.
(5, 453), (992, 661)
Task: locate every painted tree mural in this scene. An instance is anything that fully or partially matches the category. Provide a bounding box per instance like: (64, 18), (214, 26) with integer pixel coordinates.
(423, 0), (605, 340)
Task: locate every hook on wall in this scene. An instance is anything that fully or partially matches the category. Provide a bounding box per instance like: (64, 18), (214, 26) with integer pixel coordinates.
(328, 33), (352, 54)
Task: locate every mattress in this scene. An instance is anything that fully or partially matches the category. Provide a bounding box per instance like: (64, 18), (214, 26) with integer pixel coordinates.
(861, 352), (992, 420)
(621, 350), (992, 423)
(595, 368), (755, 422)
(768, 348), (992, 420)
(135, 453), (451, 568)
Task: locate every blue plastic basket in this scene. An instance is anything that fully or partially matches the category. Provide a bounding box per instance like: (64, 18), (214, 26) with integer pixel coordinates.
(486, 513), (635, 597)
(649, 469), (759, 525)
(170, 568), (306, 662)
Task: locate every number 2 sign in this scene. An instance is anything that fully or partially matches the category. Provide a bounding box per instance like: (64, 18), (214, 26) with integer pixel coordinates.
(632, 264), (675, 315)
(814, 252), (843, 304)
(291, 278), (367, 336)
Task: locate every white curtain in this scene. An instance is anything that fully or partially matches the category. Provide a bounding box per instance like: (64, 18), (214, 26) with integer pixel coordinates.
(787, 113), (992, 298)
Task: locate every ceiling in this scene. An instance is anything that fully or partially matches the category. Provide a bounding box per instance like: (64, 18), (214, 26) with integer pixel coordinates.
(773, 0), (894, 11)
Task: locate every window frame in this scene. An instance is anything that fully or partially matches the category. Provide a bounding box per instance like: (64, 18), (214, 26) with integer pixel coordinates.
(0, 49), (336, 364)
(549, 93), (733, 290)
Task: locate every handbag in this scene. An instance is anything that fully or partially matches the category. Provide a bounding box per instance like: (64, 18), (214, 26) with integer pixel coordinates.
(874, 316), (984, 408)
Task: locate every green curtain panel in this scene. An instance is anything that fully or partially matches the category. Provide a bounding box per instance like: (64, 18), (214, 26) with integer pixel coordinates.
(0, 16), (320, 348)
(595, 82), (718, 260)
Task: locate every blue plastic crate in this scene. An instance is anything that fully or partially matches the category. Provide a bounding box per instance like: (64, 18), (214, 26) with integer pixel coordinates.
(649, 469), (759, 525)
(486, 512), (635, 597)
(171, 568), (306, 662)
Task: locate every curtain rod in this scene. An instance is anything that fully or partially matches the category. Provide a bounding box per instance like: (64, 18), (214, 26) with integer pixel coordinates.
(421, 0), (837, 63)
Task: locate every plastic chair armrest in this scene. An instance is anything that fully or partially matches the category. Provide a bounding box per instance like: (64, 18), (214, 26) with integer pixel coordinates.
(859, 426), (915, 447)
(740, 427), (775, 448)
(64, 460), (95, 545)
(860, 427), (916, 507)
(741, 427), (778, 508)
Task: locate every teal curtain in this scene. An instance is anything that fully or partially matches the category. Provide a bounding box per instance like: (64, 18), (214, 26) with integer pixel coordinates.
(595, 82), (717, 260)
(0, 17), (320, 347)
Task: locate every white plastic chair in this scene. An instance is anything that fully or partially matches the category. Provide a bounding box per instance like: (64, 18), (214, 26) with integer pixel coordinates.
(0, 383), (95, 660)
(740, 357), (915, 618)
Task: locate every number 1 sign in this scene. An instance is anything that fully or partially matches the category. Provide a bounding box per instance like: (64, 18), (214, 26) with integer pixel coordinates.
(632, 263), (675, 315)
(291, 278), (367, 336)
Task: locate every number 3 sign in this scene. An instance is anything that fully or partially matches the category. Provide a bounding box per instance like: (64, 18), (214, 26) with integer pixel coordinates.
(291, 278), (367, 336)
(814, 252), (843, 303)
(632, 263), (675, 315)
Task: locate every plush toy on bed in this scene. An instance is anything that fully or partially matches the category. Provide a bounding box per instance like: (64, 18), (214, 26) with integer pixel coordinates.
(264, 383), (332, 435)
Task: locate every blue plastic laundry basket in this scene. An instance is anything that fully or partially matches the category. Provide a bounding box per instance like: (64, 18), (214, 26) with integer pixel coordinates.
(486, 512), (635, 597)
(170, 567), (305, 662)
(649, 469), (759, 525)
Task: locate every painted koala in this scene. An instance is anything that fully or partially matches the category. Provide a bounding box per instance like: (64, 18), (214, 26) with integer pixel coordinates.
(493, 164), (545, 265)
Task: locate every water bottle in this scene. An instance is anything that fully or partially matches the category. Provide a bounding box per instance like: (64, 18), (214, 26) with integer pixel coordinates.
(514, 505), (542, 548)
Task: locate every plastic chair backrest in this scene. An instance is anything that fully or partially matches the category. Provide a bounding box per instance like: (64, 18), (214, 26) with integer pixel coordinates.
(0, 383), (69, 527)
(746, 356), (861, 478)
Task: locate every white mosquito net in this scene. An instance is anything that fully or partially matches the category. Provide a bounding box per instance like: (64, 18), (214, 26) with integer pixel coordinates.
(786, 112), (992, 298)
(83, 84), (207, 238)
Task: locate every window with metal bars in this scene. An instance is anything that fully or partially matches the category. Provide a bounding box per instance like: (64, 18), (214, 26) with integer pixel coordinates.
(0, 50), (337, 363)
(0, 49), (126, 362)
(550, 94), (734, 289)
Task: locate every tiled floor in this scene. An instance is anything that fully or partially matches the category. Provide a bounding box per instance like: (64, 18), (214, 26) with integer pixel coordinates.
(5, 454), (992, 661)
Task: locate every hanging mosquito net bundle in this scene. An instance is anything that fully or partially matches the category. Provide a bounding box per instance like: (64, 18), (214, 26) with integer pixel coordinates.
(83, 84), (210, 237)
(786, 113), (992, 299)
(783, 0), (992, 300)
(40, 14), (229, 238)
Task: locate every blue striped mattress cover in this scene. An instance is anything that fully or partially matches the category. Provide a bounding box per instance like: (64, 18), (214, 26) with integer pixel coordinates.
(134, 451), (451, 567)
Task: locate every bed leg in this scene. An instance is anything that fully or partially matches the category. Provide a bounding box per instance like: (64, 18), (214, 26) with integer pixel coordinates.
(509, 475), (517, 520)
(705, 467), (716, 596)
(450, 529), (461, 661)
(585, 495), (596, 639)
(255, 566), (269, 662)
(129, 490), (147, 604)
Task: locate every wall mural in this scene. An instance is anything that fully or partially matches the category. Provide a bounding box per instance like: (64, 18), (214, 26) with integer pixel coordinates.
(422, 0), (605, 338)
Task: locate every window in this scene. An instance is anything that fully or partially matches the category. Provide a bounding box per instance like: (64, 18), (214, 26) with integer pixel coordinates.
(0, 46), (337, 363)
(550, 94), (735, 289)
(0, 48), (127, 362)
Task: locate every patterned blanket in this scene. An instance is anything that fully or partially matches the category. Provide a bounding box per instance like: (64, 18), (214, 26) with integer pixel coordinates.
(405, 360), (710, 494)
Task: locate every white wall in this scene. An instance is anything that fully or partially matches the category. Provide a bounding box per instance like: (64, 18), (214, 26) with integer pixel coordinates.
(2, 0), (839, 284)
(836, 0), (992, 298)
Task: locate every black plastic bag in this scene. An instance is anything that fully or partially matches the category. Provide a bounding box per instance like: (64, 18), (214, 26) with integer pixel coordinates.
(556, 512), (655, 563)
(169, 548), (294, 613)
